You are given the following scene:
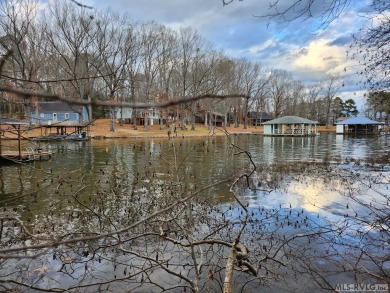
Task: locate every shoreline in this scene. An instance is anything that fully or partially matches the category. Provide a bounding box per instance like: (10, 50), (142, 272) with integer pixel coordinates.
(1, 119), (337, 140)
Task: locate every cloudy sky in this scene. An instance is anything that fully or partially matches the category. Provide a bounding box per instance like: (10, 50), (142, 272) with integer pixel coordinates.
(83, 0), (370, 108)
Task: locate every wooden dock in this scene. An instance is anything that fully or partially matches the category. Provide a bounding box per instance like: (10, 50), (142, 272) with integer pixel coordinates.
(0, 150), (51, 162)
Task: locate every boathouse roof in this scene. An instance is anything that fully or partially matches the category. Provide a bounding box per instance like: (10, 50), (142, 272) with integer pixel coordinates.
(262, 116), (318, 125)
(335, 117), (383, 125)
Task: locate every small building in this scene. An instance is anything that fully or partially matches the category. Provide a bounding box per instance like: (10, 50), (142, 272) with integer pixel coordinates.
(262, 116), (319, 136)
(248, 112), (273, 126)
(335, 116), (383, 134)
(31, 102), (89, 125)
(116, 107), (161, 125)
(30, 102), (90, 139)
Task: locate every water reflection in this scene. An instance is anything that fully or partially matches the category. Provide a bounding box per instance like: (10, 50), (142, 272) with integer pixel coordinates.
(0, 132), (388, 292)
(0, 133), (388, 203)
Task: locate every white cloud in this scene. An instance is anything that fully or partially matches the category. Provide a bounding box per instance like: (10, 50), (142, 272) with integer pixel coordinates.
(81, 0), (367, 99)
(292, 39), (346, 73)
(248, 39), (277, 55)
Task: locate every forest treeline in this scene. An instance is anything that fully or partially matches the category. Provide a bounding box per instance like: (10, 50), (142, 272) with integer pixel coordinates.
(0, 0), (387, 128)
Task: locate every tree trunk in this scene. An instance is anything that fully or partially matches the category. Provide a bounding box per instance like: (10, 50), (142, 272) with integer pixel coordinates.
(132, 108), (137, 130)
(144, 115), (149, 131)
(160, 110), (164, 130)
(243, 115), (248, 129)
(119, 107), (123, 126)
(191, 111), (196, 130)
(110, 107), (116, 132)
(87, 96), (93, 123)
(234, 109), (239, 128)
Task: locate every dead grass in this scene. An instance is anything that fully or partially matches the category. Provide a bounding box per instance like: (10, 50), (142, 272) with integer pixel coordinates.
(89, 119), (263, 138)
(2, 119), (336, 139)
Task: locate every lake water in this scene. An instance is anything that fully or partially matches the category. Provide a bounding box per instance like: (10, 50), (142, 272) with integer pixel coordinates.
(0, 132), (389, 292)
(1, 133), (388, 199)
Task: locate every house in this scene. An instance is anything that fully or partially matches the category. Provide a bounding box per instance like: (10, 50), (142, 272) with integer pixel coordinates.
(31, 102), (89, 126)
(335, 116), (383, 134)
(262, 116), (319, 136)
(30, 102), (90, 139)
(116, 107), (162, 125)
(195, 112), (226, 127)
(248, 112), (273, 126)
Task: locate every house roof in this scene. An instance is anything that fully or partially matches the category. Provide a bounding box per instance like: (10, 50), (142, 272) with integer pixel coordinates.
(37, 102), (82, 113)
(335, 117), (383, 125)
(249, 112), (273, 120)
(262, 116), (319, 125)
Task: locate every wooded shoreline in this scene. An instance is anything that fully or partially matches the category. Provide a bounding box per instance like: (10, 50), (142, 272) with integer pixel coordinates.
(1, 119), (337, 140)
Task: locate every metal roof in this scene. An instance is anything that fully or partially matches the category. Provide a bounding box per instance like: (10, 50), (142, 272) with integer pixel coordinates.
(335, 117), (383, 125)
(262, 116), (319, 125)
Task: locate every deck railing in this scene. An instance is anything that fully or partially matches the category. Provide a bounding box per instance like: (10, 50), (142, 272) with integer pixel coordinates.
(273, 129), (312, 135)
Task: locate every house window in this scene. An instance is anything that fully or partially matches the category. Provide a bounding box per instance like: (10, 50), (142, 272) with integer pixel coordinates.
(65, 113), (69, 120)
(53, 113), (57, 121)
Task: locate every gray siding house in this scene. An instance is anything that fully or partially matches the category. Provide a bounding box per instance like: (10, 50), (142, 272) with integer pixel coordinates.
(29, 102), (90, 139)
(31, 102), (89, 126)
(116, 107), (161, 125)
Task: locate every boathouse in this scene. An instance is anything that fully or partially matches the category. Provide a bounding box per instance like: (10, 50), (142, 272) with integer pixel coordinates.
(30, 102), (90, 139)
(335, 116), (383, 134)
(262, 116), (319, 136)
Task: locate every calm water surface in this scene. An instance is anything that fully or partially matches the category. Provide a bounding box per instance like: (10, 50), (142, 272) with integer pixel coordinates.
(0, 132), (388, 209)
(0, 132), (388, 292)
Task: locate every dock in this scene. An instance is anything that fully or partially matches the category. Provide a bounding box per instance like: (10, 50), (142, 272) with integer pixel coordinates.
(0, 118), (52, 163)
(0, 150), (51, 162)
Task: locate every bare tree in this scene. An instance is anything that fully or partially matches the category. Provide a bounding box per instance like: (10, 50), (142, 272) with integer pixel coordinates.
(351, 6), (390, 92)
(320, 74), (343, 126)
(267, 69), (293, 118)
(45, 1), (96, 100)
(1, 40), (390, 290)
(305, 83), (322, 121)
(0, 0), (47, 118)
(87, 10), (133, 132)
(172, 27), (208, 130)
(155, 26), (179, 129)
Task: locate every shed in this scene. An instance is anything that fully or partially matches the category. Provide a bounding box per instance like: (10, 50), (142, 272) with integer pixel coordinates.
(262, 116), (319, 136)
(335, 117), (383, 134)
